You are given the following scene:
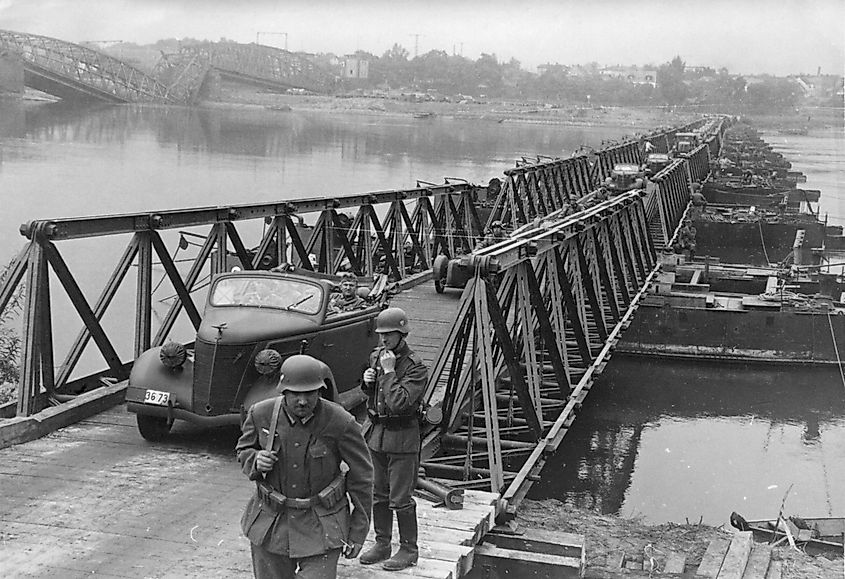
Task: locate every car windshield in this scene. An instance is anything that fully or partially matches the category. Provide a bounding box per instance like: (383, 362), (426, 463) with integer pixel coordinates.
(210, 277), (323, 314)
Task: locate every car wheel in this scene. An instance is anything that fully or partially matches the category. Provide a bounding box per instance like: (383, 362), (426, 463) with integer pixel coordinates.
(434, 278), (446, 293)
(137, 414), (172, 441)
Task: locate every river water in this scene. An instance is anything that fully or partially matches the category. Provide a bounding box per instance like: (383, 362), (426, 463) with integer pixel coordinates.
(1, 100), (843, 527)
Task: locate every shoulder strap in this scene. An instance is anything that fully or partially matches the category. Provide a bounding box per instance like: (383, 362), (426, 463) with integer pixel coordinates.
(266, 396), (284, 452)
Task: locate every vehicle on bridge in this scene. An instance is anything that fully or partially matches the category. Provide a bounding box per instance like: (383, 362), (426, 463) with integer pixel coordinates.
(644, 152), (672, 176)
(673, 132), (701, 155)
(126, 267), (382, 440)
(603, 163), (646, 194)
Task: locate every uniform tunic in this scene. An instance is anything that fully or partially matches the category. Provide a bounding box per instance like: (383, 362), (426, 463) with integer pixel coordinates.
(364, 340), (428, 511)
(364, 340), (428, 454)
(236, 397), (373, 558)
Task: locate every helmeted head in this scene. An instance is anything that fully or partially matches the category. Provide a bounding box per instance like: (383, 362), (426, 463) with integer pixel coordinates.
(375, 307), (410, 335)
(277, 355), (327, 393)
(376, 307), (410, 351)
(278, 354), (326, 418)
(490, 220), (503, 233)
(338, 272), (358, 297)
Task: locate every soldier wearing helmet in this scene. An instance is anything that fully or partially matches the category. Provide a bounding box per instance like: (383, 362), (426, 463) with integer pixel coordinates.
(477, 220), (508, 249)
(358, 307), (428, 571)
(329, 272), (365, 313)
(236, 354), (374, 578)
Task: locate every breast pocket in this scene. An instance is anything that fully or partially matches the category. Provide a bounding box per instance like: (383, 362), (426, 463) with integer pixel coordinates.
(308, 439), (335, 482)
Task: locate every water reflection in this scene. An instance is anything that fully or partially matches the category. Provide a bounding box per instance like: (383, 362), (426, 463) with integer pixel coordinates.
(530, 357), (845, 525)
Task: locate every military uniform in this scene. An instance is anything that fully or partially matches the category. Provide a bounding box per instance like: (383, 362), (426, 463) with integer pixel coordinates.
(329, 293), (365, 313)
(237, 397), (373, 578)
(361, 338), (428, 568)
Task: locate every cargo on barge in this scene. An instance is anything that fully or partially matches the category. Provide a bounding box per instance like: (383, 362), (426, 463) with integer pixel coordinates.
(618, 255), (845, 365)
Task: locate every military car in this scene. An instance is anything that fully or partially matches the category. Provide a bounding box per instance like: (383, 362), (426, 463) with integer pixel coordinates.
(126, 267), (382, 440)
(604, 163), (646, 194)
(645, 153), (672, 176)
(673, 132), (701, 155)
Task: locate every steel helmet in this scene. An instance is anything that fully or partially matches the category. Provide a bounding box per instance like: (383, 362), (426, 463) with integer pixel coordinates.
(277, 355), (328, 393)
(375, 307), (410, 334)
(491, 220), (503, 229)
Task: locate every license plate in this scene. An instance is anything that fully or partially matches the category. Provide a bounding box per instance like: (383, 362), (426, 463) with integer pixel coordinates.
(143, 389), (171, 406)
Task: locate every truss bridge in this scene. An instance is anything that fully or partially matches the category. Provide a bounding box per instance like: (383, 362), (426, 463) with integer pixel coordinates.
(152, 42), (338, 104)
(0, 30), (176, 104)
(0, 30), (337, 105)
(0, 116), (728, 577)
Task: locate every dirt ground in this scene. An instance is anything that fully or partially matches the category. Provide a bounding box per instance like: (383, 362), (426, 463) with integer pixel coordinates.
(516, 499), (843, 578)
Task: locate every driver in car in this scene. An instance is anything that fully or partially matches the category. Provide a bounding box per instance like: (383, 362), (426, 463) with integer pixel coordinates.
(329, 273), (365, 313)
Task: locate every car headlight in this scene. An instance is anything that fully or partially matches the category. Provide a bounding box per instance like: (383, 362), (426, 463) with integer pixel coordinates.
(255, 349), (282, 375)
(160, 342), (187, 369)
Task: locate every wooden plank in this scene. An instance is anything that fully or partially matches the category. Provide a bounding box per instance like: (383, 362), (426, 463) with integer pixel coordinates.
(763, 560), (782, 579)
(485, 529), (584, 559)
(696, 537), (730, 578)
(742, 543), (772, 579)
(716, 532), (752, 579)
(474, 544), (583, 579)
(606, 551), (626, 569)
(339, 555), (454, 578)
(0, 382), (127, 449)
(664, 551), (687, 574)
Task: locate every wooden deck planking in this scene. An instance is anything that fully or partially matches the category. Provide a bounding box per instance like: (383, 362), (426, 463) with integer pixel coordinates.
(0, 404), (496, 578)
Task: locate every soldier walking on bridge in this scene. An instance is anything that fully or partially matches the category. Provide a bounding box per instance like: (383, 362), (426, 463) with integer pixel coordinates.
(359, 307), (429, 571)
(236, 355), (373, 579)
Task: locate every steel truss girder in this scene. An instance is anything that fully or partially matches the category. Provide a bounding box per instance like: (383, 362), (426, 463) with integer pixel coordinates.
(421, 190), (658, 492)
(0, 29), (175, 103)
(3, 183), (479, 416)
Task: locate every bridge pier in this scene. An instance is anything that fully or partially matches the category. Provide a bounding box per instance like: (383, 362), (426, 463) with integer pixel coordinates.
(0, 50), (23, 96)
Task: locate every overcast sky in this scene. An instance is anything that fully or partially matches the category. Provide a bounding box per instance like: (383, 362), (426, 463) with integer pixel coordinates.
(2, 0), (842, 76)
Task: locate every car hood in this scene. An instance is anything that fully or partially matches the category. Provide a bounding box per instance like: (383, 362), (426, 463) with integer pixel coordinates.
(197, 307), (321, 344)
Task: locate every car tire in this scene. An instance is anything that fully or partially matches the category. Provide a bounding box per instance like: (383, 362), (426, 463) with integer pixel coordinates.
(137, 414), (172, 441)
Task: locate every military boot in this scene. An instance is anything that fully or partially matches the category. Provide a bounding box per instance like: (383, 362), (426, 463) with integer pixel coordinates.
(382, 504), (418, 571)
(359, 503), (393, 565)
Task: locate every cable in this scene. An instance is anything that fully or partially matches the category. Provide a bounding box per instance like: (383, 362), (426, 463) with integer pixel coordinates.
(757, 219), (772, 265)
(827, 310), (845, 392)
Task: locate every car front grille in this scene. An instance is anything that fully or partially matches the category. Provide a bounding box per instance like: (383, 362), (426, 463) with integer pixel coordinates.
(192, 339), (256, 415)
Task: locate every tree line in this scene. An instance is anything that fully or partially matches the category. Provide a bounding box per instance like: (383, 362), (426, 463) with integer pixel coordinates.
(347, 48), (821, 111)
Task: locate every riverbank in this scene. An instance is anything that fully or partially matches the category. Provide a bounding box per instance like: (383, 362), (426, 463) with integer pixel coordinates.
(206, 87), (702, 131)
(207, 86), (843, 135)
(518, 499), (842, 578)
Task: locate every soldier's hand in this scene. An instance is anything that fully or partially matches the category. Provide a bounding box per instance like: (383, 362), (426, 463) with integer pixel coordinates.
(363, 368), (376, 384)
(255, 450), (278, 473)
(379, 349), (396, 373)
(342, 541), (363, 559)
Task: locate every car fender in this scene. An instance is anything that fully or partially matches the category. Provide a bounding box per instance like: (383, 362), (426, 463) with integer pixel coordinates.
(433, 254), (450, 282)
(126, 347), (195, 412)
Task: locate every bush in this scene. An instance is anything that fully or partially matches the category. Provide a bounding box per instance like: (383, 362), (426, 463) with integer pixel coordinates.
(0, 259), (23, 402)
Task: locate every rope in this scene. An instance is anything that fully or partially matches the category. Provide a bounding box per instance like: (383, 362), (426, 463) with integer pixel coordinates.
(827, 310), (845, 391)
(757, 219), (772, 265)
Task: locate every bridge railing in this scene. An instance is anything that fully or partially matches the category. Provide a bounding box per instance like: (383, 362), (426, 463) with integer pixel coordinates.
(0, 181), (483, 416)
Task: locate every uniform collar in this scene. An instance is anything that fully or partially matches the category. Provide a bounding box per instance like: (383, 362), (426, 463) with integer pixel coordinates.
(282, 398), (321, 425)
(393, 339), (411, 357)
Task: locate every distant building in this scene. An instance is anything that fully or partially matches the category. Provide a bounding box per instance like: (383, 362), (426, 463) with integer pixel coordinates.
(791, 74), (842, 99)
(537, 63), (569, 76)
(342, 56), (369, 79)
(599, 66), (657, 87)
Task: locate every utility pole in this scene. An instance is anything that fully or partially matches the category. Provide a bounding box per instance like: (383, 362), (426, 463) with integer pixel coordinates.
(410, 33), (422, 58)
(256, 32), (288, 51)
